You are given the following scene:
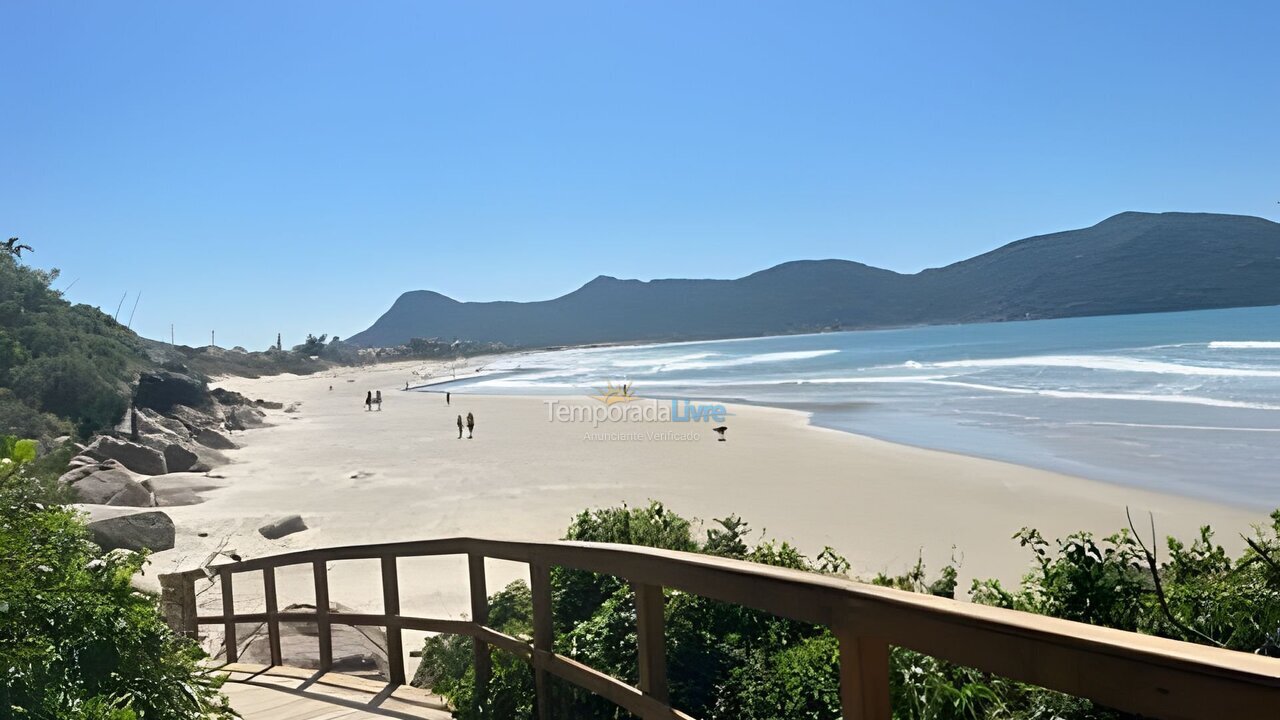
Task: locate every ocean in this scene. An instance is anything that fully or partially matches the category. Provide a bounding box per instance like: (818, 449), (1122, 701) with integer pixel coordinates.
(431, 305), (1280, 509)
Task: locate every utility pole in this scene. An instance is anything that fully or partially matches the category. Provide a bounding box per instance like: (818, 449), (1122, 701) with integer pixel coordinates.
(171, 324), (175, 345)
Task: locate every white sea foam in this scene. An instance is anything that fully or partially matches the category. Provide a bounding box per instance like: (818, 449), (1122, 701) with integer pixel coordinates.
(907, 354), (1280, 377)
(1209, 341), (1280, 349)
(1067, 421), (1280, 432)
(658, 349), (839, 371)
(920, 380), (1280, 410)
(611, 352), (718, 368)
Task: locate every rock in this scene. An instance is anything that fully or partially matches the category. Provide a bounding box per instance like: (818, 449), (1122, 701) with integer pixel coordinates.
(210, 387), (249, 406)
(142, 474), (223, 507)
(136, 407), (190, 438)
(168, 404), (220, 432)
(67, 468), (155, 506)
(259, 515), (308, 539)
(86, 511), (175, 552)
(223, 406), (266, 432)
(161, 443), (200, 473)
(193, 427), (237, 450)
(234, 602), (388, 677)
(83, 436), (168, 476)
(134, 370), (208, 413)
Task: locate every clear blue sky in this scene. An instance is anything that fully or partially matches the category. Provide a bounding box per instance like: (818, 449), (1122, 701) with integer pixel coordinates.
(3, 2), (1277, 349)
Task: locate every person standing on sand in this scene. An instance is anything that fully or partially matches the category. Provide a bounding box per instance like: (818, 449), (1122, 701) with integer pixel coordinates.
(365, 391), (372, 411)
(375, 390), (383, 411)
(456, 414), (464, 439)
(446, 392), (450, 405)
(466, 412), (475, 439)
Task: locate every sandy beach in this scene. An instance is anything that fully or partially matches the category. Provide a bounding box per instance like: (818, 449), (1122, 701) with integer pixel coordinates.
(143, 357), (1268, 666)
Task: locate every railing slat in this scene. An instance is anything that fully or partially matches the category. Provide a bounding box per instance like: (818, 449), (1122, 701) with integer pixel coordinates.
(220, 570), (237, 663)
(381, 556), (406, 685)
(262, 567), (283, 666)
(469, 553), (491, 710)
(633, 582), (669, 705)
(313, 560), (332, 671)
(531, 561), (553, 720)
(838, 628), (891, 720)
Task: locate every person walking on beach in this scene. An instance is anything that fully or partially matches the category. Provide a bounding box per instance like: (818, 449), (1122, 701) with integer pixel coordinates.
(375, 390), (383, 411)
(446, 392), (451, 406)
(456, 414), (464, 439)
(466, 412), (475, 439)
(365, 391), (372, 411)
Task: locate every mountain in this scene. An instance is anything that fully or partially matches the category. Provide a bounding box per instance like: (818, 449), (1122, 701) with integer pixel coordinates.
(347, 212), (1280, 348)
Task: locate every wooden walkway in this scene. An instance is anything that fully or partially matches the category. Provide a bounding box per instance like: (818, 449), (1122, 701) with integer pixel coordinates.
(219, 664), (452, 719)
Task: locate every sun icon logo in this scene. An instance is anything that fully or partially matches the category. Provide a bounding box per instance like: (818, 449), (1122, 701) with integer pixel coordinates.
(591, 380), (638, 405)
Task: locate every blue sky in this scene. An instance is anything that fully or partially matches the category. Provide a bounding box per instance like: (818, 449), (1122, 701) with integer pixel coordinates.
(2, 1), (1277, 348)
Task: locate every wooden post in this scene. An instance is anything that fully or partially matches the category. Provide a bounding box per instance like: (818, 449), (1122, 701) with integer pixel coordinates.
(382, 557), (406, 685)
(469, 553), (491, 709)
(220, 570), (238, 663)
(530, 561), (553, 720)
(158, 572), (198, 639)
(838, 628), (891, 720)
(263, 567), (283, 667)
(632, 582), (669, 703)
(313, 560), (333, 671)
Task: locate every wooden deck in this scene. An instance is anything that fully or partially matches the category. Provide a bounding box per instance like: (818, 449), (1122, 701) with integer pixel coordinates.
(219, 663), (452, 719)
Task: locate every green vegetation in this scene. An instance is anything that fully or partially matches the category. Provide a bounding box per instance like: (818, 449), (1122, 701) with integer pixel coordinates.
(0, 437), (232, 718)
(0, 248), (149, 439)
(415, 501), (1280, 720)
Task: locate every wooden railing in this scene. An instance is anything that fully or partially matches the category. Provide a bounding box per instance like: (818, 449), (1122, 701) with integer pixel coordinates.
(160, 538), (1280, 719)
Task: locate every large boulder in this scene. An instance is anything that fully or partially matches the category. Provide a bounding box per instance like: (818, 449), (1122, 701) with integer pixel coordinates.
(224, 406), (267, 432)
(83, 436), (168, 476)
(142, 474), (224, 507)
(66, 468), (155, 507)
(135, 407), (191, 438)
(193, 427), (237, 450)
(86, 511), (175, 552)
(168, 404), (221, 432)
(161, 443), (200, 473)
(134, 370), (208, 413)
(258, 515), (308, 540)
(234, 602), (388, 676)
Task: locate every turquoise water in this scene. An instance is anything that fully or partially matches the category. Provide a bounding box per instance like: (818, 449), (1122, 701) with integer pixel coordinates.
(435, 305), (1280, 508)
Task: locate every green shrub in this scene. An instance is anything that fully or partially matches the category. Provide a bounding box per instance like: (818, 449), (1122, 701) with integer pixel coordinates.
(0, 437), (232, 719)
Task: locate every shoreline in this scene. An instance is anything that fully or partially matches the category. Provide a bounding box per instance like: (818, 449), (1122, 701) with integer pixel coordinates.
(150, 359), (1265, 586)
(143, 357), (1268, 667)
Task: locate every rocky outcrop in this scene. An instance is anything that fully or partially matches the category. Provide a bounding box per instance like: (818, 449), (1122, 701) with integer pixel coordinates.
(258, 515), (308, 539)
(86, 510), (175, 552)
(83, 436), (167, 476)
(134, 370), (208, 413)
(62, 465), (154, 507)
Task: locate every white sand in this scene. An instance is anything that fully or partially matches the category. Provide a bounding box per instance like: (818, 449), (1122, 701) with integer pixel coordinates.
(142, 358), (1267, 664)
